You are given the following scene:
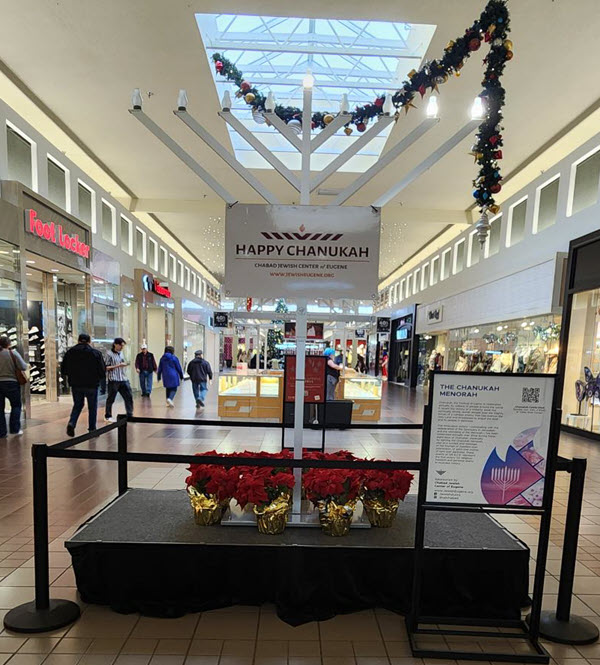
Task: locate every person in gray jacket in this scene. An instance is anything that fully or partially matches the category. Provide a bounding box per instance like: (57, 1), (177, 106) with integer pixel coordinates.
(0, 336), (27, 438)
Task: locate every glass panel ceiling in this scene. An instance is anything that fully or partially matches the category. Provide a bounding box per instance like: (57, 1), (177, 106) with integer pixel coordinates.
(195, 14), (436, 172)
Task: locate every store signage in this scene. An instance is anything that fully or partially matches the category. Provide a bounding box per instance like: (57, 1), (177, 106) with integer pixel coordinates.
(355, 329), (366, 339)
(25, 209), (90, 259)
(425, 372), (555, 508)
(213, 312), (229, 328)
(376, 317), (391, 333)
(396, 314), (413, 341)
(142, 273), (171, 298)
(284, 355), (326, 403)
(225, 204), (380, 299)
(426, 305), (443, 324)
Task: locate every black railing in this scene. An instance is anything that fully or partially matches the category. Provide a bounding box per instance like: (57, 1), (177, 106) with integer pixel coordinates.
(2, 415), (595, 645)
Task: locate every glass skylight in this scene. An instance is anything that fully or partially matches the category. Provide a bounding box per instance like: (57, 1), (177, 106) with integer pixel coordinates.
(195, 14), (436, 172)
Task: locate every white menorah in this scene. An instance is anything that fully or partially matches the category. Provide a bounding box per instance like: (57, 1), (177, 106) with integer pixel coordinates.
(491, 467), (521, 503)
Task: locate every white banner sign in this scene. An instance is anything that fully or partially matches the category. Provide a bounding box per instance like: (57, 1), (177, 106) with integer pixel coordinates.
(225, 204), (380, 299)
(426, 372), (555, 508)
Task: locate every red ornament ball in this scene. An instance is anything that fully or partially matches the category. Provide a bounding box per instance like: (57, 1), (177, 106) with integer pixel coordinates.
(215, 60), (223, 72)
(240, 81), (251, 92)
(356, 122), (366, 132)
(374, 97), (384, 107)
(490, 183), (502, 194)
(468, 38), (481, 51)
(493, 150), (503, 160)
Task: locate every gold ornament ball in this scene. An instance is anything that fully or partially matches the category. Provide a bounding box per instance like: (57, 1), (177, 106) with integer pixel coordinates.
(344, 126), (353, 135)
(503, 39), (513, 50)
(489, 204), (500, 214)
(446, 40), (455, 50)
(244, 92), (256, 103)
(407, 69), (417, 79)
(323, 114), (335, 125)
(476, 152), (484, 160)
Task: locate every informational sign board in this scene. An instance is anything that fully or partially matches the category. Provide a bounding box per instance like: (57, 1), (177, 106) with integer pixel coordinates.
(225, 204), (380, 299)
(284, 355), (326, 403)
(425, 372), (555, 508)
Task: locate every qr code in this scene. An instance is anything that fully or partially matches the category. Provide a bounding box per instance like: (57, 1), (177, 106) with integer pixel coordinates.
(522, 387), (540, 403)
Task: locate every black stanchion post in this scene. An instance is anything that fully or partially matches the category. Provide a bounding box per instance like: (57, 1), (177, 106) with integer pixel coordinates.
(536, 457), (599, 644)
(4, 444), (80, 633)
(117, 415), (128, 495)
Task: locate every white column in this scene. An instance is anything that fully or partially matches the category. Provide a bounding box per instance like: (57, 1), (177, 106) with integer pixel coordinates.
(292, 298), (307, 514)
(300, 87), (312, 205)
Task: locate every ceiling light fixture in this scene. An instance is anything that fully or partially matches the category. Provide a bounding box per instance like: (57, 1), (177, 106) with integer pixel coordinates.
(26, 260), (35, 264)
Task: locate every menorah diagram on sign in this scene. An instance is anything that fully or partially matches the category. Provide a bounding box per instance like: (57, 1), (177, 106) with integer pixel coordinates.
(491, 466), (520, 503)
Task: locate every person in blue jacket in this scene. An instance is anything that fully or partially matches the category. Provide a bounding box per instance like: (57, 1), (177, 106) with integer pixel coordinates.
(157, 345), (184, 408)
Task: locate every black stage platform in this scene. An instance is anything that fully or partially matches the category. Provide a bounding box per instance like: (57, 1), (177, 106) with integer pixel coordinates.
(66, 489), (530, 626)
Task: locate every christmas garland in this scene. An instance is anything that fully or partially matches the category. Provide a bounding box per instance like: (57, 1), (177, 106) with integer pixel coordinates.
(212, 0), (511, 213)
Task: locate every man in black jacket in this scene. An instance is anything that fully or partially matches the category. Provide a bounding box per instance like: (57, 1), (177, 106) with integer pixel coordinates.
(61, 333), (106, 436)
(186, 350), (213, 408)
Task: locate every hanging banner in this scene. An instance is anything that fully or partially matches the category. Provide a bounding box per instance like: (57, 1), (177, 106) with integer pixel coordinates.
(425, 372), (555, 508)
(225, 204), (380, 299)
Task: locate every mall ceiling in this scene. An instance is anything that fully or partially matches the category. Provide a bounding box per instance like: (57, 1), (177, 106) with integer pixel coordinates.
(1, 1), (599, 283)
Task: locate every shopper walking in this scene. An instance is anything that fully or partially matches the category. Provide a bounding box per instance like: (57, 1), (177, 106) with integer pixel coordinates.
(0, 336), (27, 438)
(61, 333), (105, 436)
(157, 345), (184, 408)
(135, 344), (157, 397)
(187, 350), (213, 408)
(324, 347), (343, 401)
(104, 337), (134, 422)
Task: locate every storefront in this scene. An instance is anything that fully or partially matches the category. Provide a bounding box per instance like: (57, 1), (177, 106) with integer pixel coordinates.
(560, 230), (600, 439)
(447, 314), (560, 375)
(0, 182), (92, 412)
(135, 268), (174, 364)
(389, 307), (418, 387)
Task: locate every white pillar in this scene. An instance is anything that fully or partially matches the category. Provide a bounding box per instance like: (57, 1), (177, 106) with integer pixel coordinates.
(292, 298), (307, 513)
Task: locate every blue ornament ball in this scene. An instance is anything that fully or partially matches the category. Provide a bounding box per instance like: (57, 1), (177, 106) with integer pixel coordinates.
(473, 189), (481, 199)
(482, 191), (489, 200)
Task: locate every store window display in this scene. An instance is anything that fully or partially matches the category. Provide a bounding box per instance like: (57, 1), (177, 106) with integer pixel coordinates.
(563, 288), (600, 433)
(447, 316), (560, 375)
(417, 334), (447, 388)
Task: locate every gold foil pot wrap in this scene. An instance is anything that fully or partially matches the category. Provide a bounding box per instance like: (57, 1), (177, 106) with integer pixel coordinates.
(254, 495), (290, 535)
(362, 496), (400, 528)
(187, 486), (230, 526)
(318, 500), (355, 537)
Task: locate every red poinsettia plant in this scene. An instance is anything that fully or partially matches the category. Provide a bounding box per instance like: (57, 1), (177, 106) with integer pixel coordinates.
(234, 466), (295, 509)
(185, 451), (239, 502)
(303, 466), (363, 506)
(362, 468), (414, 502)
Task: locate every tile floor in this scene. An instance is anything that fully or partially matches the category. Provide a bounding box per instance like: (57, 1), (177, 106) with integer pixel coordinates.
(0, 380), (599, 664)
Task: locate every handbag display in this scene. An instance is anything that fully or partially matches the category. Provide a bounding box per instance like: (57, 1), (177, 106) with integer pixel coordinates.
(9, 350), (28, 386)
